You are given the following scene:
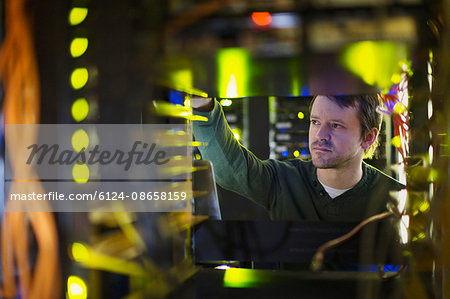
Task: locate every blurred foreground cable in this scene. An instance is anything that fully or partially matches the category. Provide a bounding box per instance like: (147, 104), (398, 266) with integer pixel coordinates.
(310, 211), (394, 272)
(152, 100), (208, 122)
(0, 0), (60, 298)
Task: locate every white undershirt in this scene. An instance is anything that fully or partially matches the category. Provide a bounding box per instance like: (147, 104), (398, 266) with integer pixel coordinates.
(318, 178), (352, 199)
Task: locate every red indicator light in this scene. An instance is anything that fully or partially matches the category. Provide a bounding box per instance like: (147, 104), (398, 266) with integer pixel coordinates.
(251, 12), (272, 27)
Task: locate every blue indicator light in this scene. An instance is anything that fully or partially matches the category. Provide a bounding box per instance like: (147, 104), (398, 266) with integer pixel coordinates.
(384, 264), (402, 272)
(301, 85), (309, 96)
(169, 90), (184, 106)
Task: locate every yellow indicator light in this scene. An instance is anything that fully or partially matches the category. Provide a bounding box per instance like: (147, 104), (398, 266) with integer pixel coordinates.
(293, 150), (300, 158)
(394, 102), (407, 114)
(297, 112), (304, 119)
(391, 136), (402, 148)
(70, 38), (88, 58)
(71, 68), (89, 90)
(411, 232), (426, 242)
(67, 275), (87, 299)
(418, 201), (430, 213)
(72, 163), (89, 184)
(72, 242), (89, 262)
(192, 141), (208, 147)
(391, 73), (402, 84)
(68, 243), (146, 276)
(69, 8), (88, 26)
(71, 129), (89, 152)
(71, 98), (89, 122)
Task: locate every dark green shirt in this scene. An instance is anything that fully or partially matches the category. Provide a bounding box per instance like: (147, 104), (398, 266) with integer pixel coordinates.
(193, 101), (404, 221)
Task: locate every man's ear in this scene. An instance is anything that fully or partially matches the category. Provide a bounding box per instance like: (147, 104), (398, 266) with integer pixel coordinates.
(361, 128), (379, 150)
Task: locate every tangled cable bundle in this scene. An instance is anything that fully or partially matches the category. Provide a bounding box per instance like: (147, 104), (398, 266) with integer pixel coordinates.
(0, 0), (60, 298)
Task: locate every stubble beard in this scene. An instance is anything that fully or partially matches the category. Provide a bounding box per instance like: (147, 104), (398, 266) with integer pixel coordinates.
(310, 140), (337, 169)
(310, 142), (353, 169)
(311, 148), (360, 170)
(312, 153), (346, 169)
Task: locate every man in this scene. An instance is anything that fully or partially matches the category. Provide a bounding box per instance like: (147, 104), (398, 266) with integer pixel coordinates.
(191, 95), (404, 221)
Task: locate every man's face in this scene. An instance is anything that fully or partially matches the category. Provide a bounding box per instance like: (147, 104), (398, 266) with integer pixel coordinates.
(308, 95), (365, 169)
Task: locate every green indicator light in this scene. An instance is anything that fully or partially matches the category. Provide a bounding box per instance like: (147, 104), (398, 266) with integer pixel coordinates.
(69, 8), (88, 26)
(217, 48), (249, 98)
(71, 68), (89, 90)
(341, 41), (409, 91)
(291, 76), (300, 96)
(70, 38), (88, 58)
(223, 268), (271, 288)
(71, 98), (89, 122)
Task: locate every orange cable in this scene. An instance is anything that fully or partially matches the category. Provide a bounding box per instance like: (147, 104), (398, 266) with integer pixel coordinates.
(0, 0), (60, 298)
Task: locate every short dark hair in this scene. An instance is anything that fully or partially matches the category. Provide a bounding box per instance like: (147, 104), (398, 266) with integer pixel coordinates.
(309, 95), (383, 158)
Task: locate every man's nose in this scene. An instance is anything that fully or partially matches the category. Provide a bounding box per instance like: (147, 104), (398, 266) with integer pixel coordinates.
(316, 124), (330, 141)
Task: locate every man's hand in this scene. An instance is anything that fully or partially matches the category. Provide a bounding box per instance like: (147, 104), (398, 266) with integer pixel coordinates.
(191, 96), (214, 112)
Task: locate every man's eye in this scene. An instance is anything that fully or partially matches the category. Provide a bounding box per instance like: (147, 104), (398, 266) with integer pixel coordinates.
(331, 123), (341, 128)
(311, 120), (318, 125)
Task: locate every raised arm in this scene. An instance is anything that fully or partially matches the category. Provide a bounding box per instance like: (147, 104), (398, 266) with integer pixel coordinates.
(191, 97), (278, 210)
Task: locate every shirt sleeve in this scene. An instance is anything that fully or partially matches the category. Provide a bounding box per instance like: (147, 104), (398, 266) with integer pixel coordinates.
(192, 100), (278, 210)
